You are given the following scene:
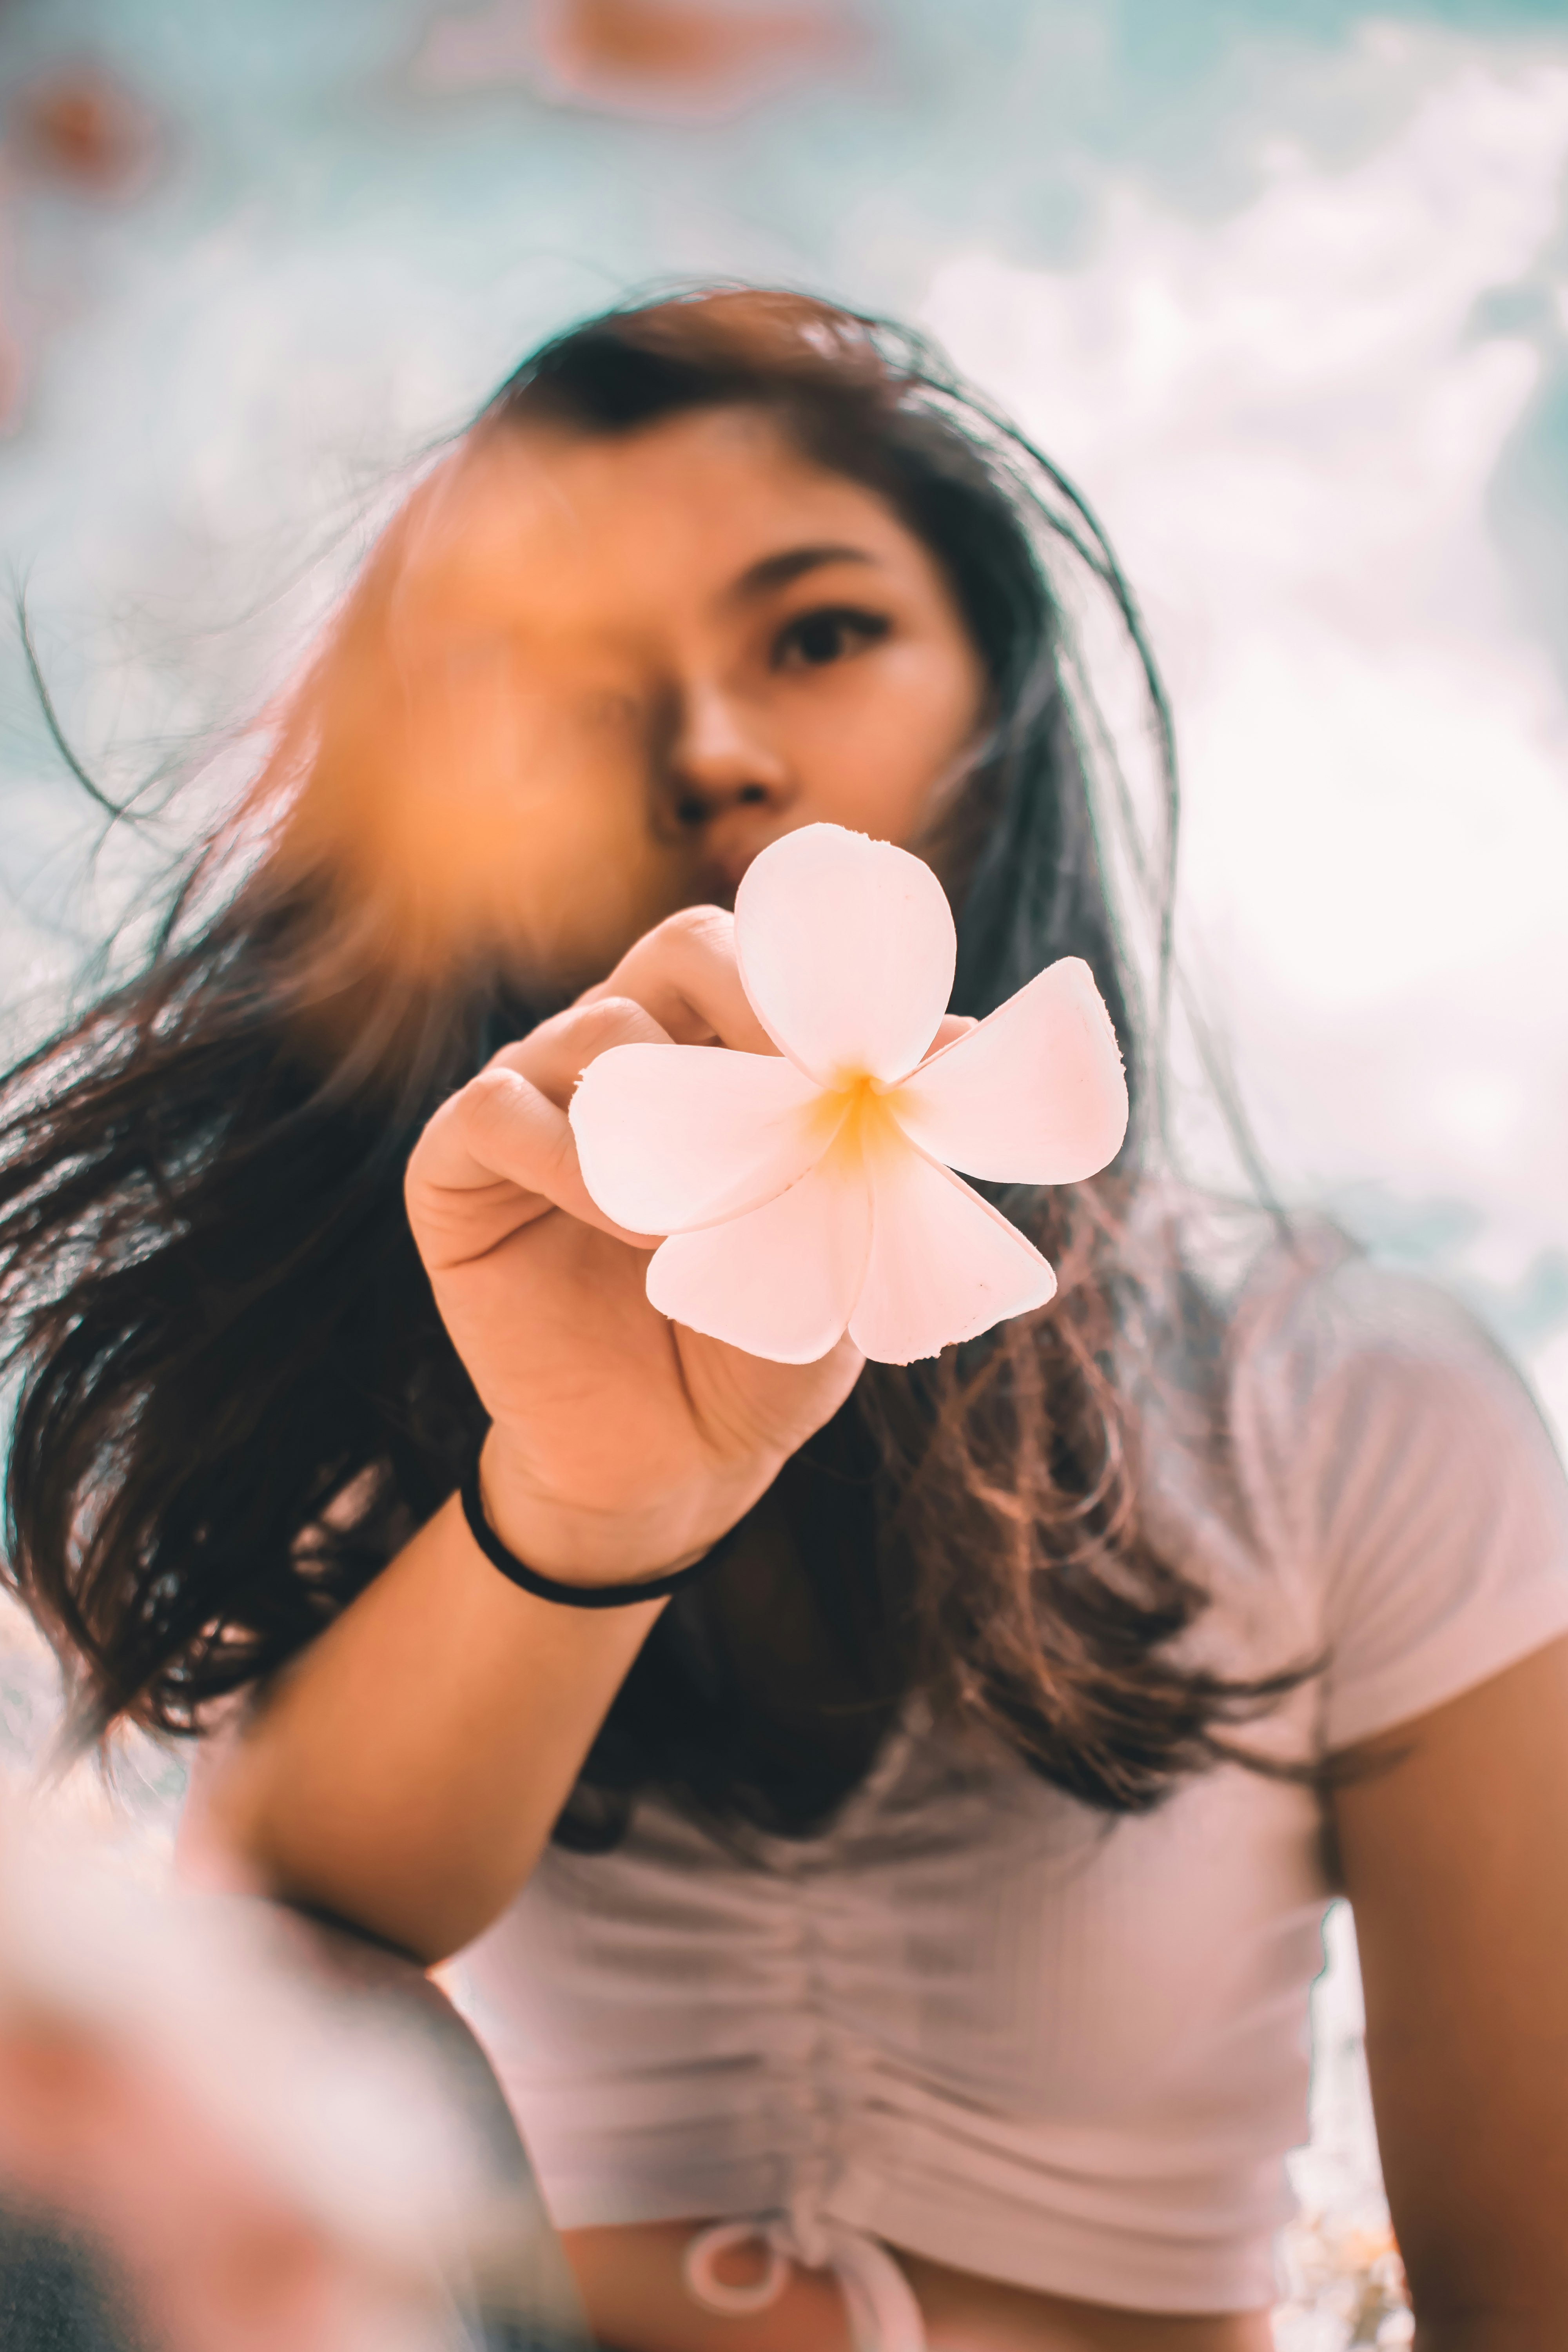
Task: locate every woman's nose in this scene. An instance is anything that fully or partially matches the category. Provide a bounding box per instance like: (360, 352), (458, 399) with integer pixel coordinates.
(663, 684), (793, 829)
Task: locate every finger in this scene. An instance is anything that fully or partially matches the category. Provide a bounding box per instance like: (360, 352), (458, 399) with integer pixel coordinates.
(495, 996), (671, 1112)
(574, 905), (777, 1056)
(407, 1067), (656, 1264)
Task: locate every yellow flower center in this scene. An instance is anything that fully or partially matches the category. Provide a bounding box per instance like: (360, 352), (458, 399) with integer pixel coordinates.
(809, 1072), (911, 1172)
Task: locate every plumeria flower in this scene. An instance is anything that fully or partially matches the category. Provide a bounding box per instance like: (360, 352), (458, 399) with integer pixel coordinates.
(569, 824), (1129, 1365)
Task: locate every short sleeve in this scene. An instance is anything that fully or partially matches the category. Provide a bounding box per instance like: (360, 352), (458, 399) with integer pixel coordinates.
(1249, 1249), (1568, 1753)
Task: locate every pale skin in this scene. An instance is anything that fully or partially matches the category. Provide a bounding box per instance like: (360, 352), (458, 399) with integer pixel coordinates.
(211, 408), (1568, 2352)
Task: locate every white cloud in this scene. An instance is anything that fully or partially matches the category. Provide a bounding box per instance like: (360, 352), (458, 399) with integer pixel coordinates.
(921, 58), (1568, 1265)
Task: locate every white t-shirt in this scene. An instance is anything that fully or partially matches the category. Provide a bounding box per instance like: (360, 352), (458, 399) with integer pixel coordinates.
(454, 1220), (1568, 2313)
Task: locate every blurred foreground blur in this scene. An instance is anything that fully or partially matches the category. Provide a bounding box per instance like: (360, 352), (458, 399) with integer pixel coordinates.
(414, 0), (857, 120)
(0, 1783), (590, 2352)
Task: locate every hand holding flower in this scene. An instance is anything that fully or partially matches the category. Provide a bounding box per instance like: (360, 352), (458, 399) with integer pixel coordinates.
(570, 824), (1129, 1366)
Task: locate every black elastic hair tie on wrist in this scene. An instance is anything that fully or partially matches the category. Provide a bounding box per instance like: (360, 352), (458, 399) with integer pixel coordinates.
(458, 1442), (739, 1608)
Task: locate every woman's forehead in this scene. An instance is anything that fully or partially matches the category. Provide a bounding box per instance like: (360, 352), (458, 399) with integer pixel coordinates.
(397, 408), (915, 633)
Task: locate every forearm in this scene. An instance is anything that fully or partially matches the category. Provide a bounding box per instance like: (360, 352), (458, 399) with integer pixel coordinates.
(211, 916), (859, 1966)
(208, 1474), (681, 1964)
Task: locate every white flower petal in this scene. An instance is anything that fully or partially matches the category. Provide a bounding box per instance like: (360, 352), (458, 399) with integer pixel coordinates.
(848, 1128), (1057, 1365)
(888, 957), (1128, 1185)
(735, 824), (957, 1086)
(570, 1042), (833, 1235)
(645, 1143), (872, 1363)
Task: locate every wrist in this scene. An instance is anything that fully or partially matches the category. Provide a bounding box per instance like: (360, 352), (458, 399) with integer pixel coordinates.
(474, 1428), (734, 1588)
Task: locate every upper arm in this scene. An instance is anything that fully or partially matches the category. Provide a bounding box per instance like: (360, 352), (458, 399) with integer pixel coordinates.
(1331, 1632), (1568, 2339)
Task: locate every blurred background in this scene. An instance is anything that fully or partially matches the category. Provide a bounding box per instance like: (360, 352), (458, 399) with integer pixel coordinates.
(1, 2), (1566, 2343)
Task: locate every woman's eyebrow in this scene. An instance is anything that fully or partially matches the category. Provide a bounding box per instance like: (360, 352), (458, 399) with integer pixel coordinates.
(728, 543), (878, 602)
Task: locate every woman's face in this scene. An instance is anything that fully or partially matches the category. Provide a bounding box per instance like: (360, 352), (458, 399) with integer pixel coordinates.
(359, 403), (990, 992)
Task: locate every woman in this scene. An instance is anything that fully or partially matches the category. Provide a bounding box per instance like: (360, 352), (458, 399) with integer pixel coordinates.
(4, 289), (1568, 2352)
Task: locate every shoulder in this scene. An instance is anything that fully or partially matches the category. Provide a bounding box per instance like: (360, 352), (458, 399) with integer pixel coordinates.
(1220, 1211), (1566, 1547)
(1194, 1205), (1568, 1752)
(1229, 1213), (1539, 1415)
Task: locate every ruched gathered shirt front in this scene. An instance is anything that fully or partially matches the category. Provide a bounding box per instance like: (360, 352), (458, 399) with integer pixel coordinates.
(455, 1223), (1568, 2314)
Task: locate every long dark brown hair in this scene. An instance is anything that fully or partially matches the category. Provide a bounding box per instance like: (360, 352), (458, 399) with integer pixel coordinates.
(0, 287), (1324, 1842)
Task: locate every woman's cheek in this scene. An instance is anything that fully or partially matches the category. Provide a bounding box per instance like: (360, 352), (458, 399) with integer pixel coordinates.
(797, 680), (977, 844)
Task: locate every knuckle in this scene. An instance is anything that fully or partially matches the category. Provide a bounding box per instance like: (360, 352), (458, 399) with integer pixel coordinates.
(577, 990), (641, 1025)
(456, 1064), (535, 1145)
(666, 903), (733, 955)
(464, 1063), (523, 1115)
(570, 994), (663, 1048)
(639, 903), (733, 971)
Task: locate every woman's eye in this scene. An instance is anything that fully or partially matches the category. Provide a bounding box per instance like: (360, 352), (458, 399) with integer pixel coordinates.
(775, 607), (891, 670)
